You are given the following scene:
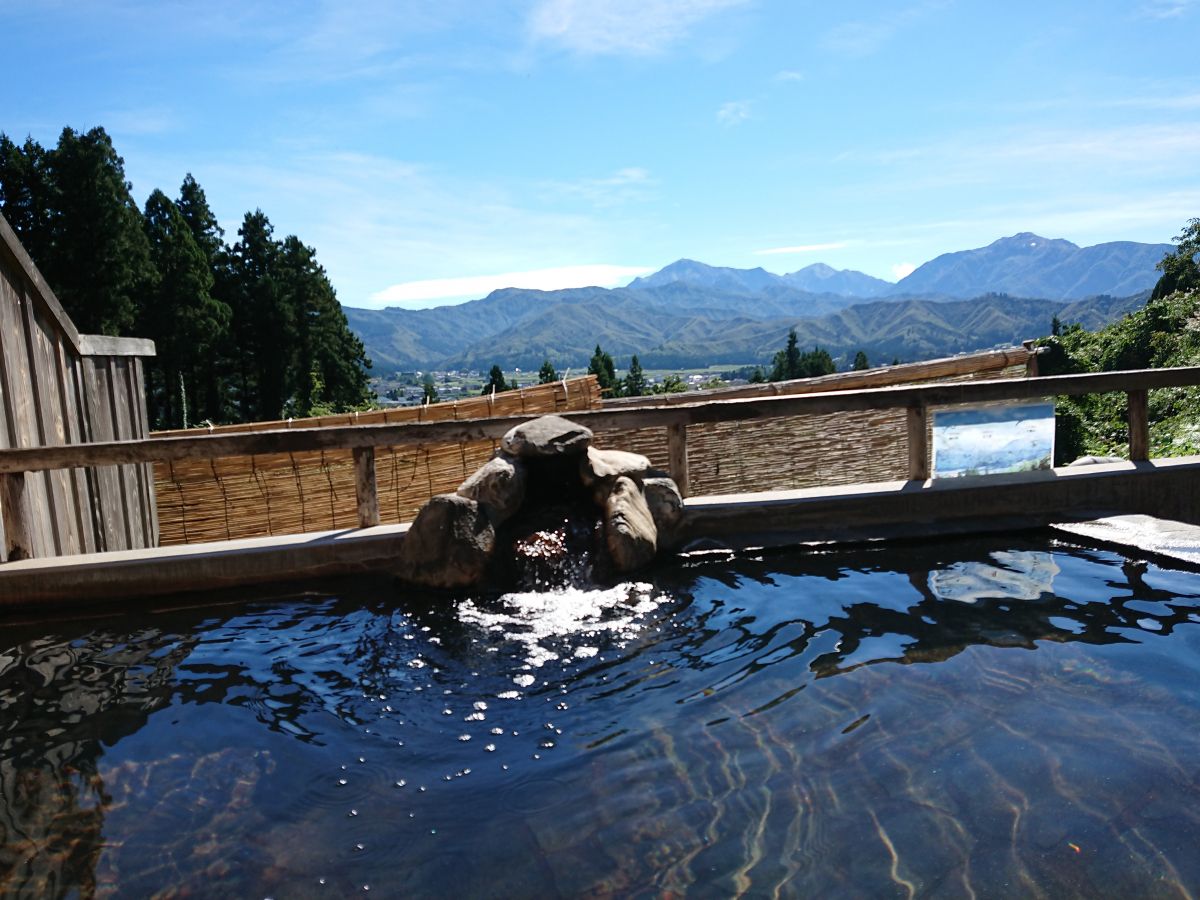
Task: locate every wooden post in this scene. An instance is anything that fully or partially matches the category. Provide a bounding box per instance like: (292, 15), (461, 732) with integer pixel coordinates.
(352, 446), (380, 528)
(0, 473), (34, 561)
(907, 404), (930, 481)
(1128, 389), (1149, 461)
(667, 423), (689, 498)
(1022, 340), (1040, 377)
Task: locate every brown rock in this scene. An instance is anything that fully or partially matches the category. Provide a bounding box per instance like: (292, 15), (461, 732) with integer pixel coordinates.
(604, 476), (657, 572)
(397, 494), (495, 589)
(457, 453), (526, 523)
(580, 446), (652, 487)
(501, 415), (593, 459)
(643, 476), (684, 549)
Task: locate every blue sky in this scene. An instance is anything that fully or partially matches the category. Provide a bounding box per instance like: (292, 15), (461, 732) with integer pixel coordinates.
(5, 0), (1199, 308)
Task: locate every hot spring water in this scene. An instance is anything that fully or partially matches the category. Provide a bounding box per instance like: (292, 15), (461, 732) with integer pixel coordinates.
(4, 533), (1200, 896)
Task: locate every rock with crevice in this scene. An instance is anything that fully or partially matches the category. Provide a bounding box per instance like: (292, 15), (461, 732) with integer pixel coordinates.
(502, 415), (593, 459)
(604, 475), (658, 572)
(396, 494), (495, 589)
(457, 452), (527, 523)
(643, 475), (684, 549)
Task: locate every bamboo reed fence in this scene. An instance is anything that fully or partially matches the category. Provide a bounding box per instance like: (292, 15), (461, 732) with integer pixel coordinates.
(595, 350), (1037, 497)
(150, 347), (1036, 546)
(152, 377), (602, 544)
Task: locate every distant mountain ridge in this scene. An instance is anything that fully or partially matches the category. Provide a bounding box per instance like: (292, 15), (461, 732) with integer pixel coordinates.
(345, 232), (1170, 372)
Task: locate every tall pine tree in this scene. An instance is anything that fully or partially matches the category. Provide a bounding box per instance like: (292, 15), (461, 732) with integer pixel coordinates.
(141, 189), (231, 429)
(46, 127), (154, 335)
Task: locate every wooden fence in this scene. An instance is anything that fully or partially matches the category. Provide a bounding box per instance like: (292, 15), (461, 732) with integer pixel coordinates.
(3, 367), (1197, 551)
(595, 347), (1039, 496)
(150, 377), (603, 544)
(0, 213), (157, 561)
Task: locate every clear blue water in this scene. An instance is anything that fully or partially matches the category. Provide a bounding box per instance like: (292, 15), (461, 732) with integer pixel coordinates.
(5, 534), (1200, 897)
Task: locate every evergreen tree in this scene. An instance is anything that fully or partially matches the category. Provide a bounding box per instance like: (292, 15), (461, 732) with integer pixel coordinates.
(538, 358), (558, 384)
(0, 134), (53, 263)
(45, 127), (155, 335)
(225, 211), (293, 420)
(422, 372), (439, 403)
(1151, 218), (1200, 300)
(176, 174), (235, 424)
(588, 344), (619, 395)
(749, 366), (766, 383)
(177, 174), (224, 263)
(852, 350), (870, 371)
(141, 189), (230, 429)
(278, 235), (371, 416)
(769, 329), (803, 381)
(624, 354), (647, 397)
(769, 330), (834, 381)
(482, 364), (509, 394)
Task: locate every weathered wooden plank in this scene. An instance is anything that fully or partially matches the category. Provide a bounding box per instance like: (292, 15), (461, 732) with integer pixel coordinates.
(108, 357), (140, 549)
(667, 423), (689, 498)
(1128, 389), (1149, 462)
(26, 298), (76, 556)
(603, 346), (1040, 408)
(130, 358), (158, 545)
(81, 358), (125, 552)
(0, 473), (34, 560)
(907, 404), (929, 481)
(4, 276), (53, 556)
(353, 446), (380, 528)
(77, 334), (156, 357)
(55, 332), (96, 554)
(4, 366), (1200, 476)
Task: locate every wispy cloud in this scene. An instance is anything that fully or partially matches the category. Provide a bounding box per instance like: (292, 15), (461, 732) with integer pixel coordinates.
(822, 1), (948, 57)
(102, 105), (182, 136)
(774, 69), (805, 82)
(528, 0), (749, 56)
(755, 241), (848, 255)
(1138, 0), (1195, 18)
(717, 99), (752, 126)
(541, 167), (656, 207)
(891, 262), (917, 280)
(370, 264), (652, 307)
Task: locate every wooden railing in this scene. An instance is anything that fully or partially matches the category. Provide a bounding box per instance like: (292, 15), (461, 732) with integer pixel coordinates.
(1, 366), (1198, 555)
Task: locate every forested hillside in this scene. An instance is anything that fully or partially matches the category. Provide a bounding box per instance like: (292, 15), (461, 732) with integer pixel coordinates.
(1037, 218), (1200, 462)
(0, 127), (372, 428)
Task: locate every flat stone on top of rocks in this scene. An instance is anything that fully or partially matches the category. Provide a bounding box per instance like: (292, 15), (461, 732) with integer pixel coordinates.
(396, 494), (495, 589)
(502, 415), (593, 459)
(580, 446), (652, 486)
(604, 475), (657, 573)
(457, 453), (527, 523)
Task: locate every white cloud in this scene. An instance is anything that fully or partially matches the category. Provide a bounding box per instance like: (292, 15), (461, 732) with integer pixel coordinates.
(891, 262), (917, 280)
(369, 264), (653, 307)
(774, 69), (805, 82)
(717, 99), (752, 126)
(822, 1), (948, 57)
(541, 167), (656, 207)
(528, 0), (748, 55)
(755, 242), (849, 255)
(1138, 0), (1195, 17)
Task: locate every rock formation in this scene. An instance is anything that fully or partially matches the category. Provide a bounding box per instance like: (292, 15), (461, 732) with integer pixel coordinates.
(395, 415), (684, 590)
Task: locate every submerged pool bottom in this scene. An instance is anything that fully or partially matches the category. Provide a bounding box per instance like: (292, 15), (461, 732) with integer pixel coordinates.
(4, 533), (1200, 896)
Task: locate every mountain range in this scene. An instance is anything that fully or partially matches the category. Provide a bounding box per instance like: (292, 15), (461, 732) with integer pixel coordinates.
(345, 232), (1172, 372)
